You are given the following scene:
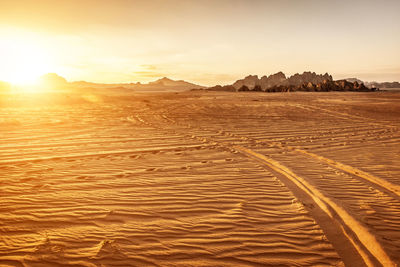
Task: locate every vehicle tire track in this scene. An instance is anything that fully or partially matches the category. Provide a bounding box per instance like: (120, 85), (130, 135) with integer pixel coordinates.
(159, 106), (400, 202)
(135, 111), (396, 266)
(290, 146), (400, 199)
(234, 145), (394, 267)
(292, 104), (398, 130)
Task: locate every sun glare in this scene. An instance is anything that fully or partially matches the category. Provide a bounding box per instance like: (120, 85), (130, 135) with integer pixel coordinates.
(0, 36), (52, 87)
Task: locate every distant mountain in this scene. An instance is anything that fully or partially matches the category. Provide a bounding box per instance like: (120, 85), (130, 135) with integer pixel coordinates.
(39, 73), (69, 89)
(38, 74), (205, 93)
(365, 81), (400, 89)
(147, 77), (204, 90)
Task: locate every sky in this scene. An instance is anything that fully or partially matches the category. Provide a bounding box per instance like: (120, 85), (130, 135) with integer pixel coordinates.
(0, 0), (399, 85)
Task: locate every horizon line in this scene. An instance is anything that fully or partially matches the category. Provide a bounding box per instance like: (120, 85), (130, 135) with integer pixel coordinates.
(2, 71), (400, 88)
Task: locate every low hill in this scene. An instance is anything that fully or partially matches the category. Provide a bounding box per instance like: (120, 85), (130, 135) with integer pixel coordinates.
(38, 74), (205, 93)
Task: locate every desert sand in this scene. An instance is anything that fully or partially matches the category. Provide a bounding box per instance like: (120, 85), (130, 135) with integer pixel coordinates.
(1, 91), (400, 266)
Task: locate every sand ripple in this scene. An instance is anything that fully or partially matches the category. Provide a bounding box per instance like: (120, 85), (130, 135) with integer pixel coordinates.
(2, 91), (400, 265)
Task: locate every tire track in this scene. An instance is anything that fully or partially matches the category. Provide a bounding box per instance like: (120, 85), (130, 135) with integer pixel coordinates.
(292, 104), (398, 130)
(234, 145), (394, 267)
(0, 144), (211, 165)
(135, 110), (395, 266)
(160, 105), (400, 202)
(290, 146), (400, 199)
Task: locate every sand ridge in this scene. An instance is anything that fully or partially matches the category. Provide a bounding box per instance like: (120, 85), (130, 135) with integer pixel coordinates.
(1, 91), (400, 266)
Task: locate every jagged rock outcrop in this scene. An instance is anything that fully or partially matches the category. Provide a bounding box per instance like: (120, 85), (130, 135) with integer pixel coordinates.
(232, 75), (259, 90)
(262, 79), (371, 92)
(208, 72), (372, 93)
(232, 71), (332, 91)
(260, 72), (287, 89)
(287, 72), (332, 86)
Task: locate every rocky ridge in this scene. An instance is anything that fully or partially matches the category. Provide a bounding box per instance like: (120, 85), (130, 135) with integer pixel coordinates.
(232, 71), (333, 90)
(208, 71), (372, 92)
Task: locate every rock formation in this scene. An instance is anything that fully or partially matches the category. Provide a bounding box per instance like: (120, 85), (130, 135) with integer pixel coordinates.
(231, 71), (333, 91)
(345, 78), (364, 84)
(260, 72), (288, 89)
(262, 79), (371, 92)
(287, 72), (332, 86)
(208, 72), (373, 93)
(232, 75), (259, 90)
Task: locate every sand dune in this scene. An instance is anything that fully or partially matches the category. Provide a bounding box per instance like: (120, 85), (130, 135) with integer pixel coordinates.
(1, 91), (400, 266)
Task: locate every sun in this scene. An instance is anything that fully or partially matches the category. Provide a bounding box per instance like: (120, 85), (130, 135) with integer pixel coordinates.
(0, 36), (52, 87)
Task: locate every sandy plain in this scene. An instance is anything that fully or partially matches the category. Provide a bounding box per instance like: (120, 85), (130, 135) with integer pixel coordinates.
(1, 91), (400, 266)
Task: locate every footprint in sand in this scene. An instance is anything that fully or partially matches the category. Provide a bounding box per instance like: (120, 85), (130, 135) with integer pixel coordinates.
(34, 236), (65, 255)
(92, 240), (126, 259)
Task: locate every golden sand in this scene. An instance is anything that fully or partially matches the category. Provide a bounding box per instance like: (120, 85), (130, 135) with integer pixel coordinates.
(1, 91), (400, 266)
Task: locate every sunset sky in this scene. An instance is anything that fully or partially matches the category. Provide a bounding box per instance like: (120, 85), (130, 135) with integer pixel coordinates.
(1, 0), (399, 85)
